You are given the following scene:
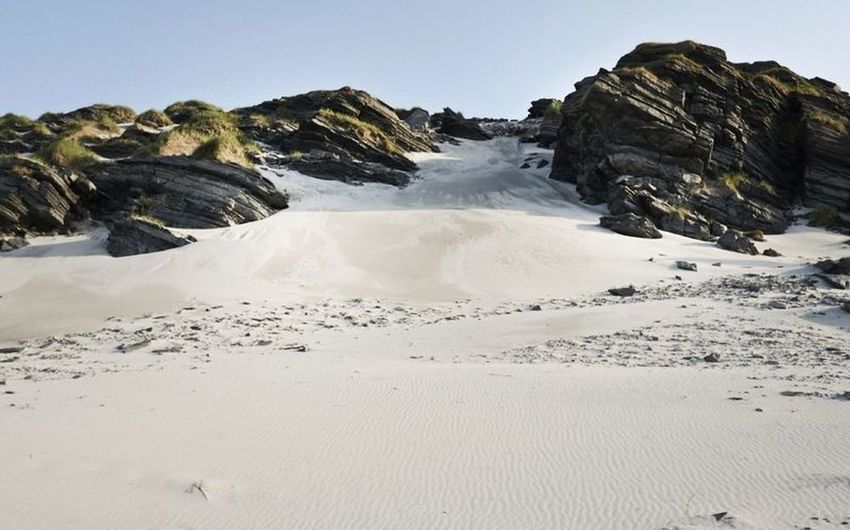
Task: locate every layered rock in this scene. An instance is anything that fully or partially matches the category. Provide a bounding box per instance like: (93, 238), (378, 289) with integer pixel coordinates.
(233, 87), (436, 185)
(106, 218), (196, 257)
(430, 108), (493, 141)
(550, 41), (850, 239)
(90, 156), (289, 229)
(0, 157), (94, 236)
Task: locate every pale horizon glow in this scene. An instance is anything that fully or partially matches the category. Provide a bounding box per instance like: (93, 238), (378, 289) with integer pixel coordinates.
(2, 0), (848, 119)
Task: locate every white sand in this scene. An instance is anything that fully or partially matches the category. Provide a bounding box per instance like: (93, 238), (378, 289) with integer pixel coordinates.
(0, 138), (848, 529)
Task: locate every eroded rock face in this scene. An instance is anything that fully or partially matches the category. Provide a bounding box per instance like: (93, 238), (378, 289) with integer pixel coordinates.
(90, 156), (289, 229)
(0, 158), (94, 236)
(550, 41), (850, 239)
(234, 87), (436, 185)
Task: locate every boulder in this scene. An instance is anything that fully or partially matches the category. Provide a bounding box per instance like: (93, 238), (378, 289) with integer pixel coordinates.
(106, 218), (196, 257)
(676, 261), (698, 272)
(432, 108), (493, 141)
(718, 229), (759, 255)
(814, 258), (850, 275)
(762, 248), (782, 257)
(90, 156), (288, 229)
(608, 286), (637, 297)
(599, 213), (662, 239)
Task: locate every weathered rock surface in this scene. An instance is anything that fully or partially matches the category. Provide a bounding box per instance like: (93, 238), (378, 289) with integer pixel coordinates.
(0, 157), (94, 236)
(599, 213), (662, 239)
(608, 286), (636, 297)
(814, 259), (850, 290)
(431, 108), (493, 141)
(550, 41), (850, 240)
(0, 236), (29, 252)
(106, 218), (196, 257)
(234, 87), (436, 185)
(395, 107), (431, 132)
(676, 260), (698, 272)
(718, 229), (759, 255)
(815, 258), (850, 275)
(90, 156), (289, 229)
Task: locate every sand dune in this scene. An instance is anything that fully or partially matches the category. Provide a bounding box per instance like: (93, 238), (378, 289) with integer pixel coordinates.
(1, 138), (848, 529)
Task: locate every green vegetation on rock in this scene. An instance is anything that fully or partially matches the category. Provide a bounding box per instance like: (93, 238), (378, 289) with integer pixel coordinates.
(808, 204), (841, 228)
(0, 113), (33, 129)
(719, 171), (748, 195)
(136, 109), (173, 128)
(35, 138), (100, 169)
(544, 100), (563, 118)
(128, 212), (167, 229)
(156, 110), (256, 167)
(163, 100), (222, 123)
(809, 110), (849, 135)
(317, 108), (402, 155)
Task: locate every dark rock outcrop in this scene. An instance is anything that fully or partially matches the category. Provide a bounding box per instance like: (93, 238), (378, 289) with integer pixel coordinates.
(528, 99), (559, 119)
(431, 108), (493, 141)
(599, 213), (662, 238)
(717, 229), (759, 255)
(814, 258), (850, 276)
(0, 157), (94, 236)
(106, 218), (196, 257)
(395, 107), (431, 132)
(0, 236), (29, 252)
(90, 156), (288, 229)
(608, 286), (636, 297)
(234, 87), (436, 185)
(550, 41), (850, 240)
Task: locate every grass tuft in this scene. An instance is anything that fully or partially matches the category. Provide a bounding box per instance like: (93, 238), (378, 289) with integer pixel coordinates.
(544, 100), (563, 118)
(808, 204), (841, 228)
(809, 110), (848, 135)
(317, 108), (403, 155)
(720, 171), (748, 195)
(128, 212), (166, 229)
(136, 109), (173, 128)
(35, 138), (100, 169)
(163, 100), (222, 123)
(0, 113), (33, 129)
(156, 110), (256, 167)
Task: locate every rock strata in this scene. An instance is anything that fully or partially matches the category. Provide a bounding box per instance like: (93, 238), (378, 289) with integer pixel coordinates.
(549, 41), (850, 239)
(0, 157), (94, 236)
(106, 218), (196, 257)
(90, 156), (289, 229)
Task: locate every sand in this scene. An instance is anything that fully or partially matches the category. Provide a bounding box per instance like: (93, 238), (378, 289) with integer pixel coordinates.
(0, 138), (848, 529)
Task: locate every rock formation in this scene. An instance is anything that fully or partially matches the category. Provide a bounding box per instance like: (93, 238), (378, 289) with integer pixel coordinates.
(90, 156), (289, 229)
(0, 157), (95, 236)
(105, 218), (196, 257)
(430, 108), (493, 141)
(0, 87), (442, 255)
(549, 41), (850, 240)
(233, 87), (436, 185)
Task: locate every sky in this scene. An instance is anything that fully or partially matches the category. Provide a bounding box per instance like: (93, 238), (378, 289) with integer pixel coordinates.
(2, 0), (849, 119)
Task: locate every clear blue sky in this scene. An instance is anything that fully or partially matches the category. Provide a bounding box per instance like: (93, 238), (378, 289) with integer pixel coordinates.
(2, 0), (848, 119)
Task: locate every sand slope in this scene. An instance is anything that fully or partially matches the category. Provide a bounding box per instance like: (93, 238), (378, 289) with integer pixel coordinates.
(1, 138), (849, 529)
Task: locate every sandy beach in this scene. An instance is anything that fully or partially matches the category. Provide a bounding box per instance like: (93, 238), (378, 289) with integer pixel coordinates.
(1, 139), (849, 529)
